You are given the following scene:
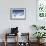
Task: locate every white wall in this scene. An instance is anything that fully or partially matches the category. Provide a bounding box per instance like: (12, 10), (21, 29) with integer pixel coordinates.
(0, 0), (36, 42)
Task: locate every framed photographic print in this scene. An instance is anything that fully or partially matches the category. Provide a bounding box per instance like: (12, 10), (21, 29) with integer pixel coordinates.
(10, 8), (26, 20)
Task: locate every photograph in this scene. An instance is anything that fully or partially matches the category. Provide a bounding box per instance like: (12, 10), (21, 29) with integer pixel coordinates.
(10, 8), (26, 20)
